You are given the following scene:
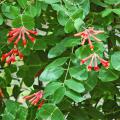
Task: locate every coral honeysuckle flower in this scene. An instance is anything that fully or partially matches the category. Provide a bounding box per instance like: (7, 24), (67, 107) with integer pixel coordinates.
(74, 27), (104, 50)
(24, 90), (44, 109)
(0, 89), (3, 98)
(38, 99), (45, 109)
(1, 48), (23, 64)
(8, 27), (37, 47)
(81, 53), (109, 71)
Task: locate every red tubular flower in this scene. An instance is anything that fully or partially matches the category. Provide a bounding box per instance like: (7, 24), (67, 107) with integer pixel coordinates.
(24, 90), (44, 109)
(87, 65), (92, 71)
(80, 54), (93, 65)
(8, 27), (37, 47)
(1, 48), (23, 64)
(96, 54), (110, 69)
(0, 89), (3, 98)
(81, 53), (109, 71)
(87, 54), (94, 71)
(74, 27), (104, 50)
(94, 55), (100, 71)
(38, 100), (45, 109)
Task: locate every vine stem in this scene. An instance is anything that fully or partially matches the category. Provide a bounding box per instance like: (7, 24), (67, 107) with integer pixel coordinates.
(64, 47), (74, 81)
(105, 109), (120, 115)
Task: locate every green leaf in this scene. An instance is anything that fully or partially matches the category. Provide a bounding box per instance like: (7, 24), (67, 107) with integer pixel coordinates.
(17, 0), (27, 8)
(44, 82), (62, 98)
(17, 53), (44, 87)
(67, 108), (89, 120)
(75, 42), (104, 60)
(44, 0), (60, 4)
(2, 3), (20, 19)
(112, 9), (120, 16)
(104, 0), (120, 5)
(91, 33), (108, 42)
(36, 104), (64, 120)
(47, 57), (68, 68)
(0, 68), (12, 88)
(17, 65), (35, 86)
(61, 37), (80, 47)
(39, 66), (64, 81)
(86, 107), (104, 119)
(39, 57), (68, 82)
(48, 37), (80, 58)
(65, 90), (85, 103)
(0, 15), (3, 25)
(111, 51), (120, 71)
(101, 9), (112, 17)
(64, 20), (75, 33)
(35, 1), (42, 16)
(81, 0), (90, 16)
(16, 106), (28, 120)
(48, 43), (66, 58)
(12, 15), (35, 29)
(69, 66), (88, 81)
(91, 0), (108, 7)
(74, 18), (84, 31)
(53, 86), (66, 104)
(33, 39), (47, 50)
(84, 71), (98, 91)
(75, 45), (91, 59)
(0, 77), (6, 88)
(2, 100), (28, 120)
(25, 5), (37, 17)
(57, 11), (69, 26)
(98, 68), (119, 82)
(64, 8), (83, 33)
(65, 79), (85, 93)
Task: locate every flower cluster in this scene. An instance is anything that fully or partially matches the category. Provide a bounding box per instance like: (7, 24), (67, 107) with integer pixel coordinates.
(24, 90), (44, 109)
(74, 27), (104, 50)
(1, 48), (23, 64)
(1, 26), (37, 64)
(8, 27), (37, 47)
(81, 53), (109, 71)
(74, 27), (110, 71)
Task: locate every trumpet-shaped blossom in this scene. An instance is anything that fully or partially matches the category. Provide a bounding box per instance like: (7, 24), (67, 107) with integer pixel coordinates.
(24, 90), (44, 109)
(8, 27), (37, 47)
(74, 27), (104, 50)
(81, 53), (109, 71)
(0, 89), (3, 98)
(1, 48), (23, 64)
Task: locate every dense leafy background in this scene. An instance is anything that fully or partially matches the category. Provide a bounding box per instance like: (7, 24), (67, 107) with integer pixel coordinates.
(0, 0), (120, 120)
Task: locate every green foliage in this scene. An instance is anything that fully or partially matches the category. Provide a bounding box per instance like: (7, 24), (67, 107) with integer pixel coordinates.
(36, 103), (64, 120)
(2, 100), (28, 120)
(0, 0), (120, 120)
(12, 15), (35, 29)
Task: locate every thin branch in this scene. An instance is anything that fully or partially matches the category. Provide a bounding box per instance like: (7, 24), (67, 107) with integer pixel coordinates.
(64, 47), (74, 81)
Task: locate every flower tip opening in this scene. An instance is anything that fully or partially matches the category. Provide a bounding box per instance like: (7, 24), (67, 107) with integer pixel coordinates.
(87, 65), (92, 71)
(90, 45), (94, 51)
(94, 66), (100, 71)
(80, 60), (85, 65)
(102, 61), (110, 69)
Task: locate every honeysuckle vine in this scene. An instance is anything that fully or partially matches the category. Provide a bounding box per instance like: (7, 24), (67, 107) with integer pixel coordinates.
(81, 52), (109, 71)
(1, 26), (37, 65)
(74, 27), (104, 50)
(74, 27), (110, 71)
(0, 0), (120, 120)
